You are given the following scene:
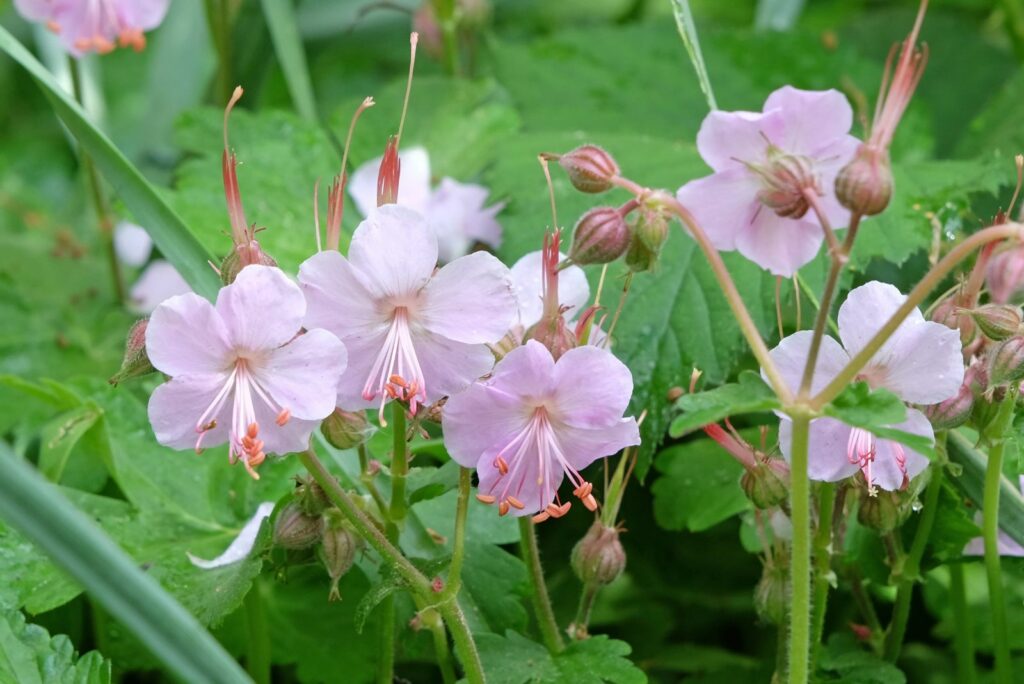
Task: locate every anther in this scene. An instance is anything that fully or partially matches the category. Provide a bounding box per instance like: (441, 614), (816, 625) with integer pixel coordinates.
(506, 496), (525, 510)
(247, 422), (259, 439)
(494, 456), (509, 476)
(498, 501), (510, 516)
(532, 511), (551, 524)
(276, 408), (291, 426)
(476, 494), (497, 504)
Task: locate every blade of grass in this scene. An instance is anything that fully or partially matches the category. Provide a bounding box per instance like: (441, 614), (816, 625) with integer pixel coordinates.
(667, 0), (717, 110)
(0, 26), (221, 300)
(0, 441), (248, 683)
(259, 0), (318, 121)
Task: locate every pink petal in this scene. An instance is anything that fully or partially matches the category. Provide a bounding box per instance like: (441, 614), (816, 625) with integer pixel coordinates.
(348, 147), (432, 218)
(298, 250), (389, 339)
(147, 293), (232, 376)
(114, 221), (153, 267)
(255, 329), (347, 420)
(487, 340), (556, 398)
(254, 412), (320, 456)
(510, 250), (589, 329)
(766, 330), (850, 396)
(426, 178), (503, 263)
(348, 205), (438, 300)
(129, 260), (192, 315)
(550, 346), (634, 429)
(115, 0), (170, 30)
(734, 211), (823, 277)
(779, 417), (858, 482)
(557, 418), (640, 472)
(215, 265), (305, 353)
(476, 441), (565, 517)
(869, 408), (932, 491)
(837, 281), (919, 354)
(148, 373), (232, 450)
(696, 108), (786, 172)
(676, 170), (761, 252)
(763, 87), (856, 157)
(411, 329), (498, 402)
(327, 332), (386, 411)
(13, 0), (53, 21)
(443, 383), (531, 468)
(418, 251), (516, 344)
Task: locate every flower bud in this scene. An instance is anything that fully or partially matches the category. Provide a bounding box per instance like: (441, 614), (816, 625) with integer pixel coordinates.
(930, 296), (975, 346)
(922, 380), (974, 430)
(320, 511), (362, 601)
(571, 521), (626, 586)
(555, 145), (620, 194)
(857, 489), (907, 534)
(294, 476), (330, 517)
(220, 240), (277, 285)
(570, 206), (631, 265)
(273, 501), (324, 550)
(835, 144), (893, 216)
(526, 318), (576, 360)
(753, 151), (819, 219)
(741, 459), (790, 510)
(624, 204), (669, 273)
(754, 560), (789, 626)
(966, 304), (1023, 342)
(320, 408), (374, 450)
(988, 335), (1024, 386)
(986, 245), (1024, 304)
(109, 318), (155, 385)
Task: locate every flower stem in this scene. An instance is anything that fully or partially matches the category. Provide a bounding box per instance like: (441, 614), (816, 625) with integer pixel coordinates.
(810, 482), (836, 667)
(518, 517), (564, 653)
(432, 0), (461, 76)
(377, 593), (396, 684)
(244, 579), (271, 684)
(883, 460), (945, 662)
(390, 402), (410, 529)
(949, 561), (976, 684)
(812, 222), (1024, 408)
(787, 415), (812, 684)
(442, 467), (472, 598)
(982, 391), (1016, 684)
(67, 56), (125, 305)
(436, 599), (486, 683)
(358, 444), (388, 514)
(569, 583), (600, 640)
(423, 607), (457, 684)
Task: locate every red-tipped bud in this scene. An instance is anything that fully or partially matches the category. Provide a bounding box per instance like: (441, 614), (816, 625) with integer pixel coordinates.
(320, 409), (374, 450)
(752, 150), (820, 219)
(741, 458), (790, 510)
(109, 319), (155, 385)
(570, 521), (626, 586)
(554, 145), (620, 194)
(857, 489), (908, 533)
(219, 239), (277, 285)
(570, 205), (633, 265)
(526, 318), (576, 360)
(988, 335), (1024, 386)
(320, 510), (362, 601)
(377, 137), (401, 207)
(965, 304), (1023, 342)
(624, 201), (669, 273)
(835, 145), (893, 216)
(754, 559), (789, 626)
(922, 380), (974, 430)
(273, 501), (324, 550)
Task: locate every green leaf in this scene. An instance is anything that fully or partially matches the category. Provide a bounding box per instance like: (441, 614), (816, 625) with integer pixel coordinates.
(260, 0), (318, 122)
(818, 632), (906, 683)
(651, 433), (753, 532)
(37, 403), (101, 483)
(0, 26), (220, 300)
(822, 383), (935, 457)
(458, 542), (529, 635)
(0, 441), (249, 683)
(669, 371), (780, 437)
(0, 609), (111, 684)
(475, 631), (645, 684)
(947, 430), (1024, 549)
(923, 481), (981, 565)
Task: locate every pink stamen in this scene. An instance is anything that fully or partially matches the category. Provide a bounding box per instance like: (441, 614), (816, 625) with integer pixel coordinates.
(362, 306), (427, 424)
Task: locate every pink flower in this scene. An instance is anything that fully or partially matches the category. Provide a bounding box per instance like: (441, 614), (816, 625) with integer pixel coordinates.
(765, 281), (964, 492)
(443, 340), (640, 520)
(676, 86), (860, 276)
(129, 260), (191, 315)
(15, 0), (170, 56)
(298, 205), (516, 421)
(146, 265), (346, 479)
(348, 147), (503, 262)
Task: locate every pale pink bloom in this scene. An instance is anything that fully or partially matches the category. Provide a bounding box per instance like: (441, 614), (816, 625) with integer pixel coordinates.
(114, 221), (152, 267)
(676, 86), (860, 277)
(510, 249), (589, 331)
(348, 146), (503, 262)
(188, 501), (275, 569)
(129, 260), (191, 314)
(147, 265), (346, 479)
(765, 281), (963, 492)
(298, 205), (516, 421)
(15, 0), (170, 56)
(444, 340), (640, 520)
(963, 477), (1024, 557)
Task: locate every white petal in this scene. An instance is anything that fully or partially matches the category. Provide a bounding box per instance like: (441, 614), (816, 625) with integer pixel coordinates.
(114, 221), (153, 267)
(129, 260), (191, 315)
(765, 330), (849, 396)
(418, 251), (517, 344)
(348, 205), (438, 300)
(348, 147), (432, 217)
(509, 250), (589, 329)
(215, 265), (306, 353)
(187, 502), (275, 569)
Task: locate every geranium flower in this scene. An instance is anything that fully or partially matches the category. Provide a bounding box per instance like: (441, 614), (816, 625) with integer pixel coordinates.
(15, 0), (170, 56)
(443, 340), (640, 520)
(676, 86), (860, 277)
(765, 281), (963, 492)
(298, 204), (516, 421)
(147, 265), (346, 478)
(348, 146), (503, 263)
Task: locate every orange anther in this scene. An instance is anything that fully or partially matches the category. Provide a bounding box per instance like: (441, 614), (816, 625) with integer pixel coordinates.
(582, 494), (598, 512)
(476, 494), (496, 504)
(389, 375), (409, 388)
(573, 481), (593, 499)
(46, 20), (60, 34)
(532, 511), (551, 524)
(74, 37), (91, 51)
(276, 408), (291, 426)
(94, 35), (115, 53)
(247, 422), (260, 438)
(498, 501), (510, 516)
(494, 456), (509, 476)
(506, 496), (525, 510)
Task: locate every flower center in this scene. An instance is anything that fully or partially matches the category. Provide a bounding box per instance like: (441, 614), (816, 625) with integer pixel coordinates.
(193, 357), (291, 480)
(475, 407), (597, 521)
(847, 427), (907, 495)
(746, 146), (820, 219)
(58, 0), (147, 53)
(362, 306), (427, 424)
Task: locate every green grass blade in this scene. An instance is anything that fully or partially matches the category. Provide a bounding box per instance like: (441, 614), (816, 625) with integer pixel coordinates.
(947, 430), (1024, 548)
(259, 0), (318, 122)
(0, 26), (221, 300)
(0, 442), (249, 683)
(667, 0), (717, 111)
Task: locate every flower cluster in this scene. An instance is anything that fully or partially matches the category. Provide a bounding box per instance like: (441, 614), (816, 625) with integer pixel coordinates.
(15, 0), (171, 56)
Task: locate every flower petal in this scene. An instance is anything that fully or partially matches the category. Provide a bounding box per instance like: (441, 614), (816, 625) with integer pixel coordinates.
(216, 265), (305, 352)
(443, 383), (531, 468)
(764, 87), (855, 157)
(734, 211), (823, 277)
(550, 345), (634, 428)
(129, 260), (192, 315)
(765, 330), (850, 397)
(510, 250), (589, 329)
(427, 178), (503, 263)
(837, 281), (921, 355)
(148, 373), (231, 450)
(188, 501), (274, 569)
(348, 205), (438, 300)
(411, 330), (497, 402)
(118, 0), (171, 29)
(330, 331), (387, 411)
(114, 221), (153, 267)
(298, 250), (389, 339)
(419, 251), (517, 344)
(676, 170), (761, 253)
(348, 147), (432, 218)
(695, 108), (786, 172)
(486, 340), (556, 399)
(869, 409), (932, 491)
(147, 293), (232, 376)
(476, 442), (564, 517)
(779, 417), (858, 483)
(558, 418), (640, 472)
(255, 329), (347, 420)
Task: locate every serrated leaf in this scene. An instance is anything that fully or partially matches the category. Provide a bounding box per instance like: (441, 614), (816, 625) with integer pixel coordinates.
(0, 609), (111, 684)
(458, 542), (529, 635)
(669, 371), (780, 437)
(555, 636), (647, 684)
(818, 633), (906, 684)
(822, 383), (935, 457)
(475, 631), (645, 684)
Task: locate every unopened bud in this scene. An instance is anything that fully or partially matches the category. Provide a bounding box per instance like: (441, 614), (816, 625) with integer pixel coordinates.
(988, 335), (1024, 386)
(527, 318), (576, 360)
(295, 476), (330, 517)
(554, 145), (620, 194)
(966, 304), (1023, 341)
(835, 145), (893, 216)
(857, 489), (907, 534)
(922, 380), (974, 430)
(931, 296), (975, 346)
(377, 137), (401, 206)
(570, 206), (631, 265)
(320, 408), (374, 450)
(320, 511), (362, 601)
(754, 559), (789, 625)
(624, 202), (669, 273)
(273, 501), (324, 550)
(109, 318), (155, 385)
(571, 521), (626, 586)
(741, 459), (790, 510)
(986, 245), (1024, 304)
(753, 150), (820, 218)
(220, 240), (277, 285)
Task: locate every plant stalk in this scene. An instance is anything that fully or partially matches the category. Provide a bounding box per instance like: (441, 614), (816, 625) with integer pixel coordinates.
(787, 415), (812, 684)
(810, 482), (836, 666)
(244, 580), (271, 684)
(949, 562), (976, 684)
(518, 517), (565, 653)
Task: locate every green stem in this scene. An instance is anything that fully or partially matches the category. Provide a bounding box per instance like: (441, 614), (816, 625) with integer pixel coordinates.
(358, 444), (388, 514)
(432, 0), (461, 76)
(570, 583), (600, 640)
(787, 415), (812, 684)
(810, 483), (836, 666)
(423, 608), (457, 684)
(518, 517), (564, 653)
(445, 468), (472, 594)
(377, 593), (395, 684)
(883, 461), (945, 662)
(244, 580), (271, 684)
(390, 402), (409, 528)
(436, 600), (486, 684)
(68, 57), (125, 304)
(949, 562), (976, 684)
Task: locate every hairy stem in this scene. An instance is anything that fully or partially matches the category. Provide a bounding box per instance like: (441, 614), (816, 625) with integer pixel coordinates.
(787, 415), (812, 684)
(423, 608), (457, 684)
(443, 468), (472, 597)
(983, 393), (1016, 684)
(436, 600), (486, 684)
(380, 403), (409, 684)
(244, 580), (271, 684)
(810, 483), (836, 667)
(519, 517), (564, 653)
(949, 562), (976, 684)
(570, 583), (600, 640)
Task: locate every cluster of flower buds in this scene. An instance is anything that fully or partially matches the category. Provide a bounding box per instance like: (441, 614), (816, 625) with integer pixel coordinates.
(571, 520), (626, 587)
(624, 193), (670, 273)
(109, 319), (155, 385)
(273, 500), (326, 550)
(987, 335), (1024, 387)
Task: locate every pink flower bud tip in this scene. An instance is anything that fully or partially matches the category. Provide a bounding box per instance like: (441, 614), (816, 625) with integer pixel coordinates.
(569, 205), (632, 266)
(549, 145), (620, 194)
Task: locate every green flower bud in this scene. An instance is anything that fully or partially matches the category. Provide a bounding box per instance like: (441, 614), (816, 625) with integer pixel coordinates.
(273, 501), (324, 550)
(624, 203), (669, 273)
(320, 409), (374, 450)
(988, 335), (1024, 386)
(754, 559), (789, 626)
(320, 511), (362, 601)
(741, 459), (790, 510)
(857, 489), (908, 534)
(966, 304), (1023, 342)
(835, 144), (893, 216)
(571, 521), (626, 586)
(109, 318), (155, 385)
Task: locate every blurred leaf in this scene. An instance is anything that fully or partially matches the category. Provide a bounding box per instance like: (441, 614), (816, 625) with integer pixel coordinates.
(923, 481), (981, 565)
(818, 632), (906, 683)
(476, 631), (645, 684)
(947, 429), (1024, 548)
(669, 371), (779, 437)
(260, 0), (318, 121)
(458, 541), (529, 635)
(755, 0), (806, 31)
(0, 609), (111, 684)
(37, 403), (101, 483)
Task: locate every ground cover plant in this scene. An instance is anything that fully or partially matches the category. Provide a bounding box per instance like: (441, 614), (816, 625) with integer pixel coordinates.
(2, 0), (1024, 682)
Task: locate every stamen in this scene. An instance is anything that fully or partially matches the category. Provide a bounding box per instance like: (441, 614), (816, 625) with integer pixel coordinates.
(476, 494), (496, 504)
(362, 307), (428, 422)
(276, 408), (291, 426)
(506, 496), (525, 510)
(498, 500), (510, 517)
